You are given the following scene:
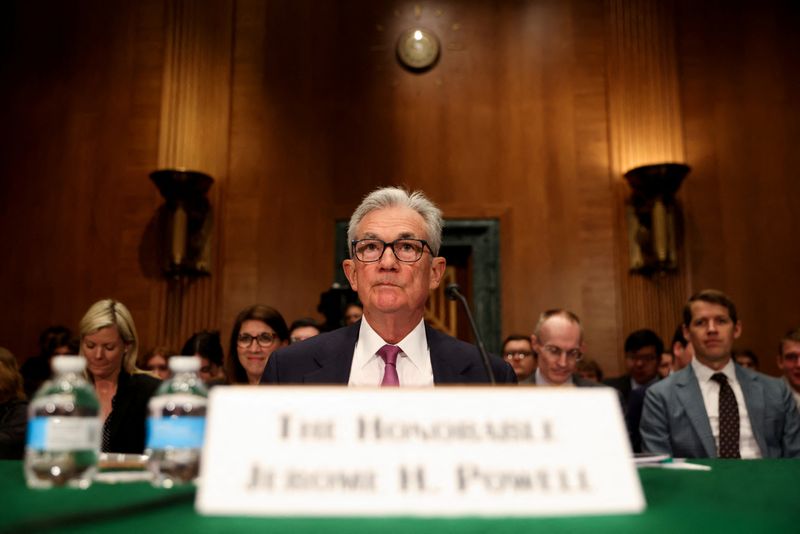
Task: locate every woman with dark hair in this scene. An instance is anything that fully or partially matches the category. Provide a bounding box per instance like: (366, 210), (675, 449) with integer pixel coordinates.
(21, 326), (78, 399)
(0, 347), (27, 459)
(181, 330), (226, 385)
(137, 345), (175, 381)
(227, 305), (288, 384)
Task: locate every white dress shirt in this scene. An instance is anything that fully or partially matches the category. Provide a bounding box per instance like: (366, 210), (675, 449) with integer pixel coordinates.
(347, 317), (434, 387)
(534, 368), (574, 386)
(785, 377), (800, 413)
(691, 357), (762, 458)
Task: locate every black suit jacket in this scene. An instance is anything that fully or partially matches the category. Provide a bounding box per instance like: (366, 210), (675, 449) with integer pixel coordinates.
(262, 322), (516, 385)
(103, 371), (161, 454)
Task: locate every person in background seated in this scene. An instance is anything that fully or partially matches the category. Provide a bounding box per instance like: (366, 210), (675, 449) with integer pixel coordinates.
(343, 302), (363, 326)
(0, 347), (27, 459)
(137, 345), (175, 381)
(576, 359), (604, 383)
(20, 326), (78, 399)
(777, 327), (800, 412)
(501, 334), (537, 384)
(529, 310), (603, 388)
(733, 349), (759, 371)
(641, 289), (800, 458)
(79, 299), (160, 454)
(671, 324), (694, 371)
(263, 187), (515, 386)
(604, 329), (663, 406)
(659, 352), (673, 379)
(289, 318), (322, 344)
(226, 305), (288, 385)
(181, 331), (226, 385)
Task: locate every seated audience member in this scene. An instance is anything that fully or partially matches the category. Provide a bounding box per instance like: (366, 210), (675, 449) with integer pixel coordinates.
(181, 331), (226, 385)
(659, 352), (673, 379)
(0, 347), (27, 459)
(20, 326), (78, 399)
(289, 318), (322, 344)
(576, 359), (604, 383)
(501, 334), (537, 384)
(733, 349), (759, 370)
(641, 289), (800, 458)
(227, 305), (289, 384)
(80, 299), (161, 453)
(604, 329), (663, 405)
(530, 310), (602, 388)
(671, 324), (694, 371)
(263, 187), (515, 386)
(343, 302), (363, 326)
(777, 327), (800, 412)
(137, 345), (174, 381)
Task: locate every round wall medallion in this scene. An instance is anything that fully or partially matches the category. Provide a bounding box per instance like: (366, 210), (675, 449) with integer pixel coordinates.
(396, 27), (440, 71)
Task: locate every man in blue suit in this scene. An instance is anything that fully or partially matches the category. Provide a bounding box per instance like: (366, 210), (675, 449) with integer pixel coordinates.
(640, 289), (800, 458)
(262, 187), (515, 386)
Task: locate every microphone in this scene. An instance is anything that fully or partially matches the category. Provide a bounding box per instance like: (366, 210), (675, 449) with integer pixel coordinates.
(445, 283), (496, 384)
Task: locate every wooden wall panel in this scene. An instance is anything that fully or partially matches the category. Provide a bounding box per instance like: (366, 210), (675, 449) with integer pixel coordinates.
(676, 0), (800, 375)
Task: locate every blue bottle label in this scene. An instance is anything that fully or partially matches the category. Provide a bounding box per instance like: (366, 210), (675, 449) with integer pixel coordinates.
(146, 417), (206, 449)
(26, 416), (100, 451)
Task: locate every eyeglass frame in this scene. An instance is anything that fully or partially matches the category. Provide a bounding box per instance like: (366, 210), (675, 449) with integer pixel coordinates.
(537, 344), (584, 362)
(237, 332), (279, 348)
(350, 238), (433, 263)
(502, 350), (536, 361)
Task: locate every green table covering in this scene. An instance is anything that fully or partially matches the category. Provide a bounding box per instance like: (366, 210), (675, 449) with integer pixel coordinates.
(1, 459), (796, 533)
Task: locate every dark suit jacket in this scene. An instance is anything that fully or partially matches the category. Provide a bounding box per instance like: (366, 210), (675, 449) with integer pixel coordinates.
(103, 371), (161, 454)
(640, 363), (800, 458)
(262, 322), (516, 385)
(603, 375), (635, 405)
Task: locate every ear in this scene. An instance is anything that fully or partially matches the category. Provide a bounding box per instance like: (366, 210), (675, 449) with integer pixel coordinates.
(682, 324), (690, 342)
(733, 320), (742, 339)
(342, 259), (358, 291)
(530, 334), (538, 347)
(428, 256), (447, 290)
(776, 354), (784, 371)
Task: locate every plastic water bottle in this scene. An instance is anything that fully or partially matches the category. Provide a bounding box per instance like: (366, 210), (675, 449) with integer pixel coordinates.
(146, 356), (208, 487)
(24, 356), (101, 489)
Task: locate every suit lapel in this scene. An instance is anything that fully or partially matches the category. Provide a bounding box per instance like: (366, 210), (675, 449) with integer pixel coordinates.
(737, 365), (767, 454)
(302, 323), (359, 384)
(676, 366), (717, 457)
(426, 323), (475, 383)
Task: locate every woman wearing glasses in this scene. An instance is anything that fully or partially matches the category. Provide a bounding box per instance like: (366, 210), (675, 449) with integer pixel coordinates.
(226, 305), (289, 384)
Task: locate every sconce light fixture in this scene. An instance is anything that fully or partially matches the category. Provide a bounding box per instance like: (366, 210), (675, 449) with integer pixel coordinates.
(150, 169), (214, 278)
(624, 163), (690, 274)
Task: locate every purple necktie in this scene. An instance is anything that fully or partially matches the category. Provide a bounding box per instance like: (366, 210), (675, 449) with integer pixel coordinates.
(377, 344), (401, 387)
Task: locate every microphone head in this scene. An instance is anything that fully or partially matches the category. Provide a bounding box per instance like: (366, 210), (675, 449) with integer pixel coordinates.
(445, 283), (461, 301)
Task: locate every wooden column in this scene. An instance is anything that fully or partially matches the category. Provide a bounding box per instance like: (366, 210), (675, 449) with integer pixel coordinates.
(150, 0), (234, 350)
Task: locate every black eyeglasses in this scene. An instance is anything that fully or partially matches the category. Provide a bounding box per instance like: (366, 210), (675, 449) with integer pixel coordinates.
(503, 351), (535, 361)
(351, 239), (432, 263)
(237, 332), (278, 348)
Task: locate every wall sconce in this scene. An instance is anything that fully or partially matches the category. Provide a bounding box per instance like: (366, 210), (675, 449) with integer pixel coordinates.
(624, 163), (690, 274)
(150, 169), (214, 278)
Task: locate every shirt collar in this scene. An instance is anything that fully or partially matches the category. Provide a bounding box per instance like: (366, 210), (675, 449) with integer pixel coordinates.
(691, 356), (737, 384)
(535, 368), (575, 386)
(354, 316), (428, 372)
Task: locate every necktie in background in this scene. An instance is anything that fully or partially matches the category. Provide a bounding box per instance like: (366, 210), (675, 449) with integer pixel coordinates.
(377, 344), (401, 387)
(711, 372), (741, 458)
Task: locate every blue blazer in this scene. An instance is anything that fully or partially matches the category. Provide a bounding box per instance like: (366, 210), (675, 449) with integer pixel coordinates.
(640, 363), (800, 458)
(261, 321), (516, 385)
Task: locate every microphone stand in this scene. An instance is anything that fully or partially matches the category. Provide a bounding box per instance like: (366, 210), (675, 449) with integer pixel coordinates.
(445, 283), (496, 384)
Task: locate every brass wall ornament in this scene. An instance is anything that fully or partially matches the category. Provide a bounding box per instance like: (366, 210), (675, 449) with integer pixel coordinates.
(150, 169), (214, 278)
(396, 27), (440, 72)
(624, 163), (690, 274)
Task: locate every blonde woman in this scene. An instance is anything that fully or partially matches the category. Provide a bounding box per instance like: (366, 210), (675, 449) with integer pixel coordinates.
(79, 299), (160, 453)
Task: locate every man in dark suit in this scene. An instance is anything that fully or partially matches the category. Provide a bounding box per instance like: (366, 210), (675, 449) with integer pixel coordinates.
(603, 329), (663, 406)
(528, 309), (602, 388)
(262, 187), (515, 386)
(640, 289), (800, 458)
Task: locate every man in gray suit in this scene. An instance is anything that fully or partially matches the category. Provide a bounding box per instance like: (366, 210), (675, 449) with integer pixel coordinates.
(641, 289), (800, 458)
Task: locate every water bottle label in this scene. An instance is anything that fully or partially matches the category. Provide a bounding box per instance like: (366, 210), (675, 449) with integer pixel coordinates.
(26, 417), (101, 451)
(146, 417), (206, 449)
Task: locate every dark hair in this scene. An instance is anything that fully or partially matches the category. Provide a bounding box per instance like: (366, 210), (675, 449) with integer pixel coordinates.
(671, 324), (688, 350)
(181, 330), (224, 367)
(779, 327), (800, 356)
(732, 349), (758, 367)
(502, 334), (532, 349)
(289, 318), (321, 333)
(37, 325), (75, 358)
(683, 289), (738, 327)
(227, 305), (288, 384)
(137, 345), (176, 370)
(624, 329), (664, 356)
(576, 358), (604, 382)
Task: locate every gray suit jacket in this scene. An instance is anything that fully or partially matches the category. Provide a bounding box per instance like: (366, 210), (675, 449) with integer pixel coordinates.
(640, 363), (800, 458)
(261, 321), (516, 385)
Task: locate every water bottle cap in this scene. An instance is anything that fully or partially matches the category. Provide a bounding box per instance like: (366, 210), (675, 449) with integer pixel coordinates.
(169, 355), (201, 373)
(51, 355), (87, 374)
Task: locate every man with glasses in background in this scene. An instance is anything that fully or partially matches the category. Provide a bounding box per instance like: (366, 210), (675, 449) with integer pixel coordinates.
(262, 186), (515, 386)
(777, 327), (800, 412)
(529, 310), (602, 388)
(502, 335), (537, 384)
